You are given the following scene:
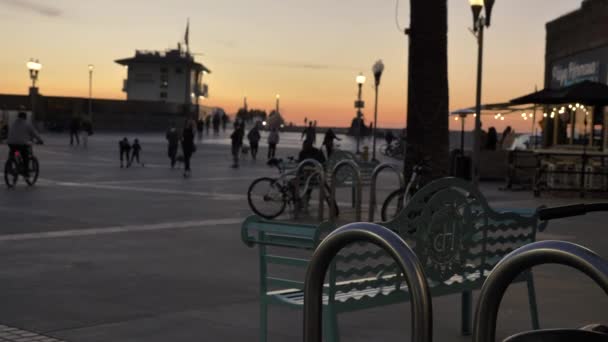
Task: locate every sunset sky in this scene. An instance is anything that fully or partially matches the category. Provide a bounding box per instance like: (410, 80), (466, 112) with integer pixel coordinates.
(0, 0), (582, 132)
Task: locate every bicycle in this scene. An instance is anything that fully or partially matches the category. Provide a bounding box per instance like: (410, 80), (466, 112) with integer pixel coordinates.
(247, 157), (339, 219)
(4, 145), (40, 188)
(380, 158), (431, 221)
(380, 141), (405, 160)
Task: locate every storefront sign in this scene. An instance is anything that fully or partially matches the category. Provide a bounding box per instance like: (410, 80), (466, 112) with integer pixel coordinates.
(552, 61), (600, 87)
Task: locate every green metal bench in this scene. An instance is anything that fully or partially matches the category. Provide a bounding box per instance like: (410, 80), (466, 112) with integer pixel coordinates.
(242, 177), (545, 342)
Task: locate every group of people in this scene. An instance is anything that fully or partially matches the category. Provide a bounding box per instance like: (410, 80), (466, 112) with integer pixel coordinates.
(230, 121), (280, 168)
(483, 126), (516, 150)
(69, 117), (93, 148)
(118, 137), (143, 168)
(195, 112), (230, 139)
(166, 120), (196, 178)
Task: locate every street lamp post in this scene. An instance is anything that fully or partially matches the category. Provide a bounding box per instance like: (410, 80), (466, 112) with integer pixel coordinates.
(470, 0), (495, 186)
(88, 64), (94, 122)
(355, 73), (366, 154)
(275, 94), (280, 114)
(26, 59), (42, 123)
(372, 60), (385, 162)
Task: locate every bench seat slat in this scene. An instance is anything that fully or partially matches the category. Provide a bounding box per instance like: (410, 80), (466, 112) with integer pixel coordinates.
(266, 255), (309, 267)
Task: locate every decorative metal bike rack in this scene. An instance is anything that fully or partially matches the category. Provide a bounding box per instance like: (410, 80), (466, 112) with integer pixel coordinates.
(294, 158), (326, 221)
(329, 160), (362, 222)
(368, 163), (404, 221)
(474, 240), (608, 342)
(302, 222), (433, 342)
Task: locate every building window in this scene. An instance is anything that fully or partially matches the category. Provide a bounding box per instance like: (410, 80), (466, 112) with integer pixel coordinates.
(160, 92), (167, 99)
(175, 67), (183, 74)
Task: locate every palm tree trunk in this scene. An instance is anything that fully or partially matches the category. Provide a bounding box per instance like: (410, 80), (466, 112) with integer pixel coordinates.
(405, 0), (450, 180)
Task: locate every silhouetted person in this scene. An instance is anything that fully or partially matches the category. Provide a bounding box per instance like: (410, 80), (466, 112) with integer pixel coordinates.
(247, 125), (261, 160)
(128, 138), (142, 167)
(182, 120), (195, 177)
(7, 112), (43, 177)
(322, 128), (341, 157)
(312, 120), (318, 145)
(166, 123), (179, 168)
(268, 127), (279, 159)
(81, 119), (92, 148)
(196, 119), (204, 141)
(222, 113), (229, 132)
(385, 130), (395, 145)
(500, 126), (512, 149)
(486, 126), (498, 151)
(212, 114), (220, 135)
(70, 117), (80, 146)
(301, 122), (315, 149)
(119, 137), (130, 168)
(205, 115), (211, 134)
(231, 121), (245, 168)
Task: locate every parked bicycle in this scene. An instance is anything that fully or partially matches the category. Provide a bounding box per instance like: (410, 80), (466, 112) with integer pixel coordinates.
(380, 158), (431, 221)
(247, 157), (339, 219)
(4, 144), (41, 188)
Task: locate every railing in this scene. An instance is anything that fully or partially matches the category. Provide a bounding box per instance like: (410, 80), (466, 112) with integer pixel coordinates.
(368, 163), (405, 221)
(329, 160), (362, 222)
(294, 159), (326, 221)
(302, 222), (433, 342)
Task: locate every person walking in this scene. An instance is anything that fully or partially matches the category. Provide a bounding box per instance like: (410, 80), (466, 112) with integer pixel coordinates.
(267, 127), (279, 159)
(69, 117), (80, 146)
(322, 128), (341, 157)
(212, 113), (220, 135)
(182, 120), (196, 178)
(119, 137), (131, 168)
(81, 119), (92, 148)
(247, 124), (261, 160)
(230, 121), (245, 168)
(166, 123), (179, 168)
(128, 138), (142, 167)
(196, 119), (204, 141)
(205, 115), (211, 135)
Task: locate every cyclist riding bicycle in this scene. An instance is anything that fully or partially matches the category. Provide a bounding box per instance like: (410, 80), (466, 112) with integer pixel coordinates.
(7, 112), (43, 176)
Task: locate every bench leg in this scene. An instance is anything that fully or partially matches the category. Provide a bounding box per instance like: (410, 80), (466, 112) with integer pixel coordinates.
(260, 300), (268, 342)
(526, 272), (540, 330)
(323, 306), (340, 342)
(461, 290), (472, 336)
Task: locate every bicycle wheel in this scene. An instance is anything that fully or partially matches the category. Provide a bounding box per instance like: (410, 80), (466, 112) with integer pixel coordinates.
(24, 156), (39, 186)
(4, 159), (18, 188)
(247, 177), (287, 219)
(381, 187), (408, 221)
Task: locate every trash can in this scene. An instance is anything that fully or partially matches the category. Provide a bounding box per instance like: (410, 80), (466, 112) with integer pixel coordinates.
(450, 149), (472, 180)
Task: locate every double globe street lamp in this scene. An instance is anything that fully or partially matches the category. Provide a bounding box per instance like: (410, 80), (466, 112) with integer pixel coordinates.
(470, 0), (495, 186)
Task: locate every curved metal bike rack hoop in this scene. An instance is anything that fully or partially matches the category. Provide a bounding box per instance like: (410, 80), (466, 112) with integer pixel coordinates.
(303, 222), (433, 342)
(368, 163), (405, 221)
(329, 160), (362, 222)
(474, 240), (608, 342)
(295, 159), (326, 221)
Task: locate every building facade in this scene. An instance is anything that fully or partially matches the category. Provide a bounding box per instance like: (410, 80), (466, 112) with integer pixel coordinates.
(116, 47), (210, 106)
(544, 0), (608, 146)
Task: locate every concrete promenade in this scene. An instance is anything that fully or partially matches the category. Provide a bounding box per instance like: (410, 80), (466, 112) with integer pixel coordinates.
(0, 132), (606, 341)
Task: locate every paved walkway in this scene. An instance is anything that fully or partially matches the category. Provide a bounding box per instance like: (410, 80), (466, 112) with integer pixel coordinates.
(0, 132), (606, 341)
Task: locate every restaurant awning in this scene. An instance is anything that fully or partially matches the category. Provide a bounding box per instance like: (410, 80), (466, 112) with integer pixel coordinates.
(510, 81), (608, 106)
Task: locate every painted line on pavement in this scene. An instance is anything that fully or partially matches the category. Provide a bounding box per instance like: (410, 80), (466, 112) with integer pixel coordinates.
(92, 176), (259, 185)
(0, 217), (244, 242)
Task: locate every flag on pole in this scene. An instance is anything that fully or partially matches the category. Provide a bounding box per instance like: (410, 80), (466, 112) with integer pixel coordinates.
(184, 19), (190, 47)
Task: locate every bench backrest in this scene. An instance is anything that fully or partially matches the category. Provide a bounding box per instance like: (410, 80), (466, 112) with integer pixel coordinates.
(321, 177), (540, 296)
